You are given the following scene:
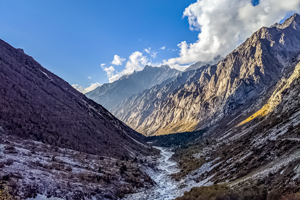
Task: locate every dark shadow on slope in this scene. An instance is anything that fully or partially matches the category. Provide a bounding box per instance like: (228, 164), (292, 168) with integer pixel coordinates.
(146, 128), (208, 148)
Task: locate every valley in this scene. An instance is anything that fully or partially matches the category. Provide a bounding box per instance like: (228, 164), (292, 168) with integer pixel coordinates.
(123, 146), (217, 200)
(0, 4), (300, 200)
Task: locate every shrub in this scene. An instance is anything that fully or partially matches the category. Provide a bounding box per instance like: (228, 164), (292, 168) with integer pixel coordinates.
(4, 145), (17, 154)
(65, 165), (72, 172)
(175, 184), (267, 200)
(97, 167), (102, 173)
(0, 187), (14, 200)
(120, 164), (127, 175)
(5, 159), (14, 166)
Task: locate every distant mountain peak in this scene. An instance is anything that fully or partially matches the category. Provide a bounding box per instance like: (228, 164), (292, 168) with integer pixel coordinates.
(144, 64), (170, 70)
(275, 13), (300, 29)
(183, 55), (222, 72)
(86, 64), (181, 110)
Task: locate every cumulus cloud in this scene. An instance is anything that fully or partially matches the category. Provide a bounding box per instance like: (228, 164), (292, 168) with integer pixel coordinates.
(111, 55), (125, 65)
(100, 63), (105, 67)
(102, 51), (149, 82)
(125, 51), (149, 71)
(103, 66), (117, 82)
(160, 46), (166, 50)
(72, 83), (102, 94)
(165, 0), (300, 69)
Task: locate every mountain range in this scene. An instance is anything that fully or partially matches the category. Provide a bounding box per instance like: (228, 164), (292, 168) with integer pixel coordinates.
(110, 13), (300, 136)
(1, 12), (300, 200)
(86, 65), (180, 111)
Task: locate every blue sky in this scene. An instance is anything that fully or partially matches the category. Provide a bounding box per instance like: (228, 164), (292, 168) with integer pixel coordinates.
(0, 0), (299, 91)
(0, 0), (197, 87)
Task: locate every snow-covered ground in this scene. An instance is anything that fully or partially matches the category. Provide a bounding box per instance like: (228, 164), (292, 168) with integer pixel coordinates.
(123, 147), (214, 200)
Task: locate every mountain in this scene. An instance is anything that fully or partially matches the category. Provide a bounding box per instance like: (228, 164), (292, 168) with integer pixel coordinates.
(113, 13), (300, 136)
(111, 65), (211, 136)
(0, 39), (159, 199)
(140, 15), (300, 199)
(85, 65), (180, 111)
(174, 55), (300, 199)
(0, 38), (154, 158)
(183, 55), (222, 72)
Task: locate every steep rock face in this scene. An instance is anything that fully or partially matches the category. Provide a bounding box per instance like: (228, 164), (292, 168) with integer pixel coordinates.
(111, 67), (207, 131)
(114, 14), (300, 136)
(240, 56), (300, 125)
(0, 39), (152, 158)
(85, 65), (180, 111)
(173, 56), (300, 199)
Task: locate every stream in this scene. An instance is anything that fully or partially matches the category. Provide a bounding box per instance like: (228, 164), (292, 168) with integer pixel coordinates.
(123, 146), (214, 200)
(122, 146), (182, 200)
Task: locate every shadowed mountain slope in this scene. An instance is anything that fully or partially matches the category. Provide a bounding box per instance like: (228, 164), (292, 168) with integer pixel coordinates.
(0, 39), (153, 158)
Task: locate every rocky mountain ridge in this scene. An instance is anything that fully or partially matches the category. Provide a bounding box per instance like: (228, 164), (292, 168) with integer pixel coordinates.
(86, 65), (180, 111)
(111, 65), (212, 136)
(174, 55), (300, 199)
(113, 13), (300, 136)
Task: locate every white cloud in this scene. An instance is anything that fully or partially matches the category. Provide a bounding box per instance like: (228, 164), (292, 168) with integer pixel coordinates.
(160, 46), (166, 50)
(104, 51), (149, 82)
(100, 63), (105, 67)
(144, 47), (158, 59)
(125, 51), (149, 71)
(151, 52), (158, 59)
(103, 66), (116, 81)
(72, 83), (102, 94)
(111, 55), (125, 65)
(144, 47), (151, 53)
(165, 0), (300, 69)
(88, 76), (92, 79)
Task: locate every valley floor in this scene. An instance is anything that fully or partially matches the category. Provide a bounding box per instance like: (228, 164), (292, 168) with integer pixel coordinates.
(123, 146), (213, 200)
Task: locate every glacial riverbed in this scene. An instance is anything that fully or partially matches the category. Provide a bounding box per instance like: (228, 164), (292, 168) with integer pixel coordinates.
(122, 146), (181, 200)
(122, 146), (214, 200)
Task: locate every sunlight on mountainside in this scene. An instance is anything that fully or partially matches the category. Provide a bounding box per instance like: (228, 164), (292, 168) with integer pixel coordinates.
(1, 0), (300, 198)
(239, 61), (300, 126)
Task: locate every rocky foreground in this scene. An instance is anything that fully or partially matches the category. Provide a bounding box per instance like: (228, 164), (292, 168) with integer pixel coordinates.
(0, 130), (156, 200)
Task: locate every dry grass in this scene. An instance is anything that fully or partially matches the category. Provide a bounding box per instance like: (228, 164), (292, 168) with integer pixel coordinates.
(238, 103), (270, 126)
